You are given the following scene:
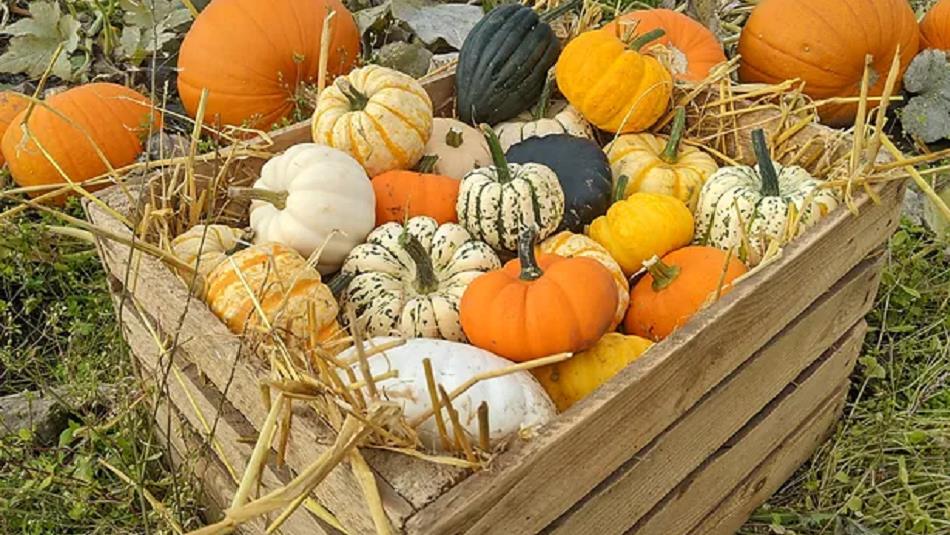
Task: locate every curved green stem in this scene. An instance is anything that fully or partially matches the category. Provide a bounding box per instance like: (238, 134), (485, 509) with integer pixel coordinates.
(629, 28), (665, 52)
(399, 232), (440, 294)
(660, 107), (686, 164)
(539, 0), (581, 23)
(613, 175), (630, 204)
(336, 78), (368, 111)
(533, 71), (556, 121)
(445, 127), (464, 148)
(517, 226), (543, 281)
(751, 129), (781, 197)
(480, 124), (512, 183)
(645, 255), (680, 291)
(228, 187), (288, 210)
(415, 155), (439, 173)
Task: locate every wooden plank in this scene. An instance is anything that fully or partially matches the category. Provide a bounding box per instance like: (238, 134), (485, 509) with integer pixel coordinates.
(114, 287), (330, 534)
(544, 256), (882, 534)
(405, 179), (904, 535)
(632, 320), (865, 534)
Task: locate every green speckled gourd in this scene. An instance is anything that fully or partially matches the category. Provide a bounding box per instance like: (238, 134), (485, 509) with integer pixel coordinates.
(456, 126), (565, 252)
(340, 216), (500, 341)
(695, 129), (839, 266)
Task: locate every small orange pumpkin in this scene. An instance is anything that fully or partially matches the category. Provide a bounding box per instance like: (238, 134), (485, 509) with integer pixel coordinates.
(460, 227), (618, 362)
(1, 83), (160, 198)
(0, 92), (28, 166)
(921, 0), (950, 51)
(372, 156), (460, 225)
(603, 9), (727, 82)
(625, 246), (747, 341)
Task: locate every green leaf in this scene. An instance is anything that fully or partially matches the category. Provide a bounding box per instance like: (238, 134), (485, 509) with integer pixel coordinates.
(859, 355), (886, 380)
(0, 1), (82, 80)
(116, 0), (192, 64)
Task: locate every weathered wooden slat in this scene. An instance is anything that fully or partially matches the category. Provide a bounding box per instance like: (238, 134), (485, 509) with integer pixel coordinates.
(632, 320), (865, 534)
(545, 256), (881, 534)
(405, 179), (903, 535)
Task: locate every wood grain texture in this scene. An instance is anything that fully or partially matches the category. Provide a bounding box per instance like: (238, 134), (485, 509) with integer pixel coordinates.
(405, 179), (904, 535)
(632, 321), (865, 534)
(545, 257), (881, 534)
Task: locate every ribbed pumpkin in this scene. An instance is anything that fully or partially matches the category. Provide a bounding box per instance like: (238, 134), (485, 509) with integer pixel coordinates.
(625, 246), (747, 341)
(921, 0), (950, 51)
(1, 83), (160, 198)
(205, 243), (341, 350)
(312, 65), (433, 176)
(171, 224), (247, 280)
(177, 0), (360, 131)
(460, 227), (618, 362)
(556, 28), (673, 133)
(540, 231), (629, 330)
(737, 0), (919, 127)
(605, 107), (718, 211)
(372, 157), (460, 225)
(602, 9), (727, 81)
(531, 333), (653, 411)
(494, 75), (593, 151)
(422, 118), (491, 180)
(0, 92), (27, 166)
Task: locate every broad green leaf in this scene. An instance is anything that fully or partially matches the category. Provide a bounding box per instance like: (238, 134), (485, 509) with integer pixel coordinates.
(0, 1), (81, 80)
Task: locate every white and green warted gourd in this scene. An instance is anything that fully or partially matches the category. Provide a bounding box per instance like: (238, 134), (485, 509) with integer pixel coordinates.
(456, 126), (565, 252)
(339, 216), (501, 341)
(695, 129), (839, 266)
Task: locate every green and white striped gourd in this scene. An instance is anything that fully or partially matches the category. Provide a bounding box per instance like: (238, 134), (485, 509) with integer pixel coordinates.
(340, 216), (500, 341)
(494, 74), (593, 151)
(695, 129), (839, 266)
(456, 126), (565, 252)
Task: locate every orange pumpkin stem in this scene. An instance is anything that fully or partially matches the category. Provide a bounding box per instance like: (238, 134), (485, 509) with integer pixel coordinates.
(480, 124), (512, 183)
(445, 128), (464, 148)
(517, 226), (544, 281)
(644, 255), (681, 291)
(228, 186), (288, 210)
(628, 28), (666, 52)
(751, 129), (781, 197)
(336, 78), (369, 111)
(399, 231), (440, 294)
(660, 106), (686, 164)
(415, 155), (439, 173)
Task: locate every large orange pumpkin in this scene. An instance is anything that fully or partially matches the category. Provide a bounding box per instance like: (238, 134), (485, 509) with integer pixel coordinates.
(737, 0), (919, 127)
(0, 92), (28, 166)
(921, 0), (950, 51)
(603, 9), (726, 82)
(1, 83), (160, 197)
(177, 0), (360, 131)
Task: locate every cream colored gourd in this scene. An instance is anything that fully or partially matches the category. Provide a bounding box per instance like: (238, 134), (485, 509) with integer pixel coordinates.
(231, 143), (375, 274)
(423, 118), (492, 179)
(540, 231), (629, 329)
(339, 336), (556, 451)
(606, 107), (718, 211)
(493, 77), (593, 152)
(171, 224), (246, 280)
(340, 216), (500, 341)
(312, 65), (433, 176)
(696, 130), (839, 266)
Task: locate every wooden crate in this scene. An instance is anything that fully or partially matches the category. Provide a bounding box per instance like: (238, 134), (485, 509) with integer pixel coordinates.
(85, 71), (905, 534)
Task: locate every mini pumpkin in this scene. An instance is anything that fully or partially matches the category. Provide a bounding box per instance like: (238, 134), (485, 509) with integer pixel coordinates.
(588, 181), (694, 276)
(372, 157), (460, 225)
(695, 129), (839, 266)
(494, 75), (593, 151)
(422, 118), (491, 179)
(456, 126), (565, 252)
(312, 65), (433, 176)
(625, 246), (747, 341)
(605, 107), (718, 211)
(205, 243), (342, 350)
(506, 134), (612, 233)
(922, 0), (950, 51)
(602, 9), (727, 82)
(531, 333), (653, 411)
(0, 92), (27, 167)
(556, 28), (673, 133)
(460, 226), (618, 362)
(230, 143), (375, 274)
(171, 224), (248, 280)
(540, 231), (629, 330)
(340, 216), (500, 342)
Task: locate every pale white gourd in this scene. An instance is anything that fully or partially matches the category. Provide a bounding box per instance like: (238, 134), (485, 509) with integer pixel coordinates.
(170, 224), (246, 279)
(423, 118), (492, 179)
(494, 101), (593, 152)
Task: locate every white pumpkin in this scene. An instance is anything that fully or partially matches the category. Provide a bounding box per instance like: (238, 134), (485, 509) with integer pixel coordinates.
(423, 118), (492, 179)
(456, 127), (565, 252)
(339, 337), (556, 451)
(170, 224), (246, 279)
(232, 143), (376, 274)
(340, 216), (500, 341)
(494, 100), (593, 152)
(696, 130), (839, 266)
(312, 65), (434, 176)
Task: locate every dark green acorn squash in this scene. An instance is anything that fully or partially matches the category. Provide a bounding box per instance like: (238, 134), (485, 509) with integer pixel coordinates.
(456, 3), (561, 125)
(506, 134), (612, 233)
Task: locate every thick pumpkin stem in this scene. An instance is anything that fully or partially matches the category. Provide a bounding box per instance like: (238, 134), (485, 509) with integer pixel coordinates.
(399, 232), (440, 294)
(660, 107), (687, 164)
(612, 175), (630, 204)
(644, 255), (680, 291)
(481, 124), (512, 183)
(539, 0), (581, 23)
(517, 226), (544, 281)
(336, 78), (369, 111)
(415, 155), (439, 173)
(751, 129), (781, 197)
(629, 29), (666, 52)
(533, 71), (556, 121)
(445, 127), (464, 148)
(228, 187), (288, 210)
